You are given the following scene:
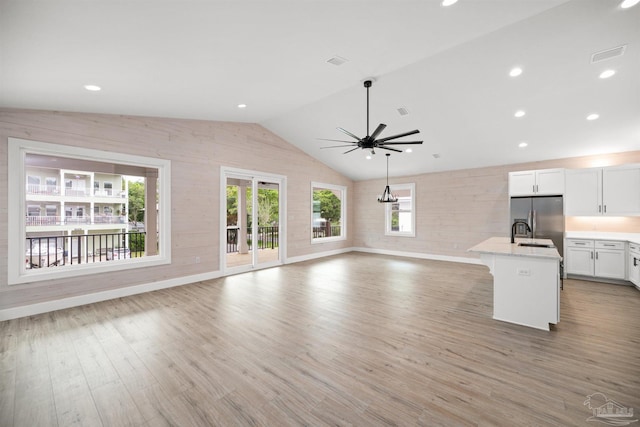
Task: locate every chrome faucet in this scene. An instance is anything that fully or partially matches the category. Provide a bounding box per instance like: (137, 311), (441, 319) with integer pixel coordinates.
(511, 220), (532, 244)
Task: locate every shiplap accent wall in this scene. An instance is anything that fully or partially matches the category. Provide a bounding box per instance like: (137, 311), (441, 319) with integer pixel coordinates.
(1, 108), (639, 314)
(0, 109), (354, 311)
(353, 151), (640, 260)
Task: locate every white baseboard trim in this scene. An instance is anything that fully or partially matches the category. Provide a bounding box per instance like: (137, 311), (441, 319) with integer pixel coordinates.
(285, 247), (354, 264)
(0, 270), (223, 321)
(1, 247), (481, 321)
(351, 247), (483, 265)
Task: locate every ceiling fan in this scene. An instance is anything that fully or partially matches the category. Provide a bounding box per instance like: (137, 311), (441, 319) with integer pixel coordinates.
(319, 79), (423, 154)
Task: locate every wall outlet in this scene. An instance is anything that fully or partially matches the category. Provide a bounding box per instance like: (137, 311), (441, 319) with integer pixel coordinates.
(517, 268), (531, 276)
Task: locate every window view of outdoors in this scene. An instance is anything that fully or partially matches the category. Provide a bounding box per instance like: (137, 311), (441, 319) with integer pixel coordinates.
(312, 186), (343, 240)
(23, 153), (155, 270)
(386, 184), (415, 236)
(226, 184), (280, 254)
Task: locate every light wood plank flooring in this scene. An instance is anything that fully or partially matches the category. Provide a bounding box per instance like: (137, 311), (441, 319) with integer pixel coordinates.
(1, 253), (639, 426)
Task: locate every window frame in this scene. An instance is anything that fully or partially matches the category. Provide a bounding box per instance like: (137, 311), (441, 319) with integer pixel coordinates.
(384, 183), (416, 237)
(310, 181), (347, 244)
(8, 137), (172, 285)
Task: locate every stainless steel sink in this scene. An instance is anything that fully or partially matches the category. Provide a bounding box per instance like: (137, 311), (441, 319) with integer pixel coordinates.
(518, 242), (554, 248)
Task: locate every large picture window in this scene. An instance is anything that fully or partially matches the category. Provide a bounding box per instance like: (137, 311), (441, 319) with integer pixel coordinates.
(8, 138), (171, 285)
(385, 183), (415, 237)
(311, 182), (346, 243)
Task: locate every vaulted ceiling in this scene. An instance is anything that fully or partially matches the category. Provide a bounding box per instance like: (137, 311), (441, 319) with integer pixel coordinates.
(1, 0), (639, 180)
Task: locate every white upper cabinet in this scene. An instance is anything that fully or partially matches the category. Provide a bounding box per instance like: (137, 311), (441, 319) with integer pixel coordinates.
(602, 166), (640, 215)
(509, 168), (565, 197)
(565, 168), (602, 215)
(565, 165), (640, 216)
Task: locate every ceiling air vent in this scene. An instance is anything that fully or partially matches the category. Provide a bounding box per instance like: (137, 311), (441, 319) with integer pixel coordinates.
(591, 45), (626, 63)
(397, 106), (410, 116)
(326, 55), (348, 66)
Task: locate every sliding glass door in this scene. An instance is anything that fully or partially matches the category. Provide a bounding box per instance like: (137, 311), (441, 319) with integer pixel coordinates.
(222, 167), (285, 274)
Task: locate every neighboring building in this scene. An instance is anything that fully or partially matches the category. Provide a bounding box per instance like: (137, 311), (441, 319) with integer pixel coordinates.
(25, 165), (130, 264)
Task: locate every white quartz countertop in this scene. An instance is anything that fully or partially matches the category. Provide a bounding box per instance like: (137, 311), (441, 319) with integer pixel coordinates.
(468, 237), (562, 259)
(565, 231), (640, 244)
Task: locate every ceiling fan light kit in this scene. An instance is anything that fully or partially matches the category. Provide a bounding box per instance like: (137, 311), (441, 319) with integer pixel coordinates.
(319, 79), (423, 155)
(378, 153), (398, 203)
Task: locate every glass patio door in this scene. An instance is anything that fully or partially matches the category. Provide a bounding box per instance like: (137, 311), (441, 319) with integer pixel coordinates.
(222, 168), (285, 273)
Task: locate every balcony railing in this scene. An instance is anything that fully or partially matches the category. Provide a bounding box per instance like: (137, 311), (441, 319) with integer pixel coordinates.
(226, 226), (279, 253)
(26, 215), (127, 226)
(25, 231), (145, 268)
(26, 185), (126, 198)
(313, 225), (342, 239)
(26, 184), (61, 195)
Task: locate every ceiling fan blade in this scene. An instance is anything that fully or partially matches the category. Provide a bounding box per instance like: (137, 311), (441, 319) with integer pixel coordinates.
(337, 127), (362, 141)
(343, 147), (360, 154)
(376, 129), (420, 143)
(369, 123), (387, 140)
(378, 141), (423, 145)
(317, 138), (357, 143)
(321, 144), (358, 149)
(378, 146), (403, 153)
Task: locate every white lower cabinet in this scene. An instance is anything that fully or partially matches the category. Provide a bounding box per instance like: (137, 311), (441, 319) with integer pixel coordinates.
(566, 240), (595, 276)
(565, 239), (626, 280)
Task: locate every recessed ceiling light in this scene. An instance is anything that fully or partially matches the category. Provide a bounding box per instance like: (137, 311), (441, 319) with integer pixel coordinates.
(84, 84), (101, 91)
(519, 142), (528, 148)
(405, 148), (413, 153)
(365, 154), (372, 160)
(432, 153), (441, 159)
(621, 0), (640, 9)
(509, 67), (523, 77)
(599, 69), (616, 79)
(237, 104), (247, 109)
(441, 0), (458, 6)
(587, 113), (600, 121)
(514, 110), (526, 118)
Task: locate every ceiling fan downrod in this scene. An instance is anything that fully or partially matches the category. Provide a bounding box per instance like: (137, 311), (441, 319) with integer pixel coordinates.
(364, 80), (372, 137)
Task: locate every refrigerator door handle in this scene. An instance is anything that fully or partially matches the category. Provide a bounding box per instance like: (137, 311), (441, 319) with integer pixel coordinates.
(528, 210), (533, 236)
(532, 210), (537, 238)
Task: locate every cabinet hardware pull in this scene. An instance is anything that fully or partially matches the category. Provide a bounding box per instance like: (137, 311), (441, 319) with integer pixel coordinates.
(575, 242), (586, 245)
(599, 205), (602, 213)
(591, 251), (594, 259)
(596, 252), (599, 260)
(604, 205), (607, 213)
(635, 257), (638, 267)
(603, 244), (615, 247)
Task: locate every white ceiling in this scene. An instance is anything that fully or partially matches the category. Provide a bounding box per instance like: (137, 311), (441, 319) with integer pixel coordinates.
(1, 0), (639, 181)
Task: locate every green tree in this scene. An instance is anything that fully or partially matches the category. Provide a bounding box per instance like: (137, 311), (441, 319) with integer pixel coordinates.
(226, 185), (238, 225)
(128, 181), (145, 222)
(313, 189), (341, 223)
(257, 189), (279, 225)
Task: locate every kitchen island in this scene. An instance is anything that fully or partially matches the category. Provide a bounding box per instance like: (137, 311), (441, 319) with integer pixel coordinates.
(469, 237), (562, 331)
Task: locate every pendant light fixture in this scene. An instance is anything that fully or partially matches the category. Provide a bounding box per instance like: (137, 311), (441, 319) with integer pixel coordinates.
(378, 154), (398, 203)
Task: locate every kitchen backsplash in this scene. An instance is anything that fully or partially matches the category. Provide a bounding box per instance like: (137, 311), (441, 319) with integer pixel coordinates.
(565, 216), (640, 233)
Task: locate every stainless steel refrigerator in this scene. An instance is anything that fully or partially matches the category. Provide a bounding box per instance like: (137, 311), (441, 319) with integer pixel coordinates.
(510, 196), (564, 257)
